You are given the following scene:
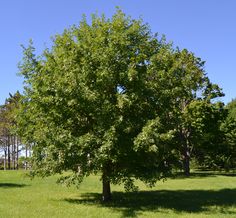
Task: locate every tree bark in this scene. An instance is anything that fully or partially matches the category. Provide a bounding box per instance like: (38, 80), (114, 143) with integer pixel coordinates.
(102, 178), (111, 202)
(16, 136), (19, 170)
(7, 135), (11, 170)
(180, 128), (191, 176)
(25, 145), (28, 170)
(183, 148), (190, 176)
(4, 149), (7, 170)
(12, 136), (15, 170)
(102, 163), (112, 202)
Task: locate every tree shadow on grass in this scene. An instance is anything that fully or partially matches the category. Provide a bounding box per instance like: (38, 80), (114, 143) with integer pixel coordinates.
(64, 189), (236, 217)
(0, 183), (28, 188)
(171, 171), (236, 179)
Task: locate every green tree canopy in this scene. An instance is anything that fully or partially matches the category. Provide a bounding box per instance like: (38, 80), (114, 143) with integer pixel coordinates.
(190, 99), (236, 171)
(17, 10), (223, 201)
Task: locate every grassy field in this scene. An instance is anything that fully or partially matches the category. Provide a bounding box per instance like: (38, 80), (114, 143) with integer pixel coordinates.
(0, 170), (236, 218)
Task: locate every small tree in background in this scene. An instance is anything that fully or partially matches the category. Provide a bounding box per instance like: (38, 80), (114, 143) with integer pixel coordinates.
(0, 92), (21, 170)
(190, 99), (236, 171)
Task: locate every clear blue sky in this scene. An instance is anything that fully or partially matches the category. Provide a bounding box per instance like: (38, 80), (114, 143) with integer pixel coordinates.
(1, 0), (235, 105)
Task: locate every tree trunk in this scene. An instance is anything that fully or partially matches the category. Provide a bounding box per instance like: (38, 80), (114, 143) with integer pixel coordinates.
(102, 163), (112, 202)
(183, 148), (190, 176)
(25, 145), (28, 170)
(7, 135), (11, 170)
(29, 144), (32, 157)
(102, 178), (111, 202)
(12, 136), (15, 170)
(4, 149), (7, 170)
(16, 136), (19, 170)
(180, 128), (191, 176)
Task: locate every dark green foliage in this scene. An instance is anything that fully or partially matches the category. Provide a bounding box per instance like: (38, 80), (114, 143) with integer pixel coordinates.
(193, 100), (236, 171)
(226, 98), (236, 120)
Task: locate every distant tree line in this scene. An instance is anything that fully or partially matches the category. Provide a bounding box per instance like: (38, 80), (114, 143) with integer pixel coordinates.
(0, 92), (32, 170)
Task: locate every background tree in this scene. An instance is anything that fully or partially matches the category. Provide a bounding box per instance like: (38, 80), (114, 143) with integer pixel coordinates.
(0, 92), (21, 170)
(218, 99), (236, 170)
(148, 48), (224, 175)
(191, 99), (236, 171)
(185, 101), (226, 170)
(0, 104), (8, 170)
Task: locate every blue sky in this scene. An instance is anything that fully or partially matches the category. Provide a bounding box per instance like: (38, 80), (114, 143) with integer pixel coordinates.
(0, 0), (235, 105)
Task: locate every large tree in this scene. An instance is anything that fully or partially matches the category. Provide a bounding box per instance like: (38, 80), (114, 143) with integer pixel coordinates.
(17, 10), (222, 200)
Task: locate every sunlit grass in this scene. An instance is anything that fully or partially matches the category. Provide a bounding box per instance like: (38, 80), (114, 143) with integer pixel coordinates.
(0, 170), (236, 217)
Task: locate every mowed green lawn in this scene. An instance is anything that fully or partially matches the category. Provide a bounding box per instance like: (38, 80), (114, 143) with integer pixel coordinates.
(0, 170), (236, 218)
